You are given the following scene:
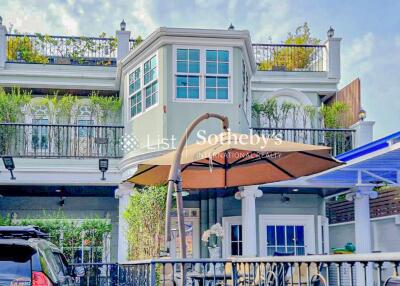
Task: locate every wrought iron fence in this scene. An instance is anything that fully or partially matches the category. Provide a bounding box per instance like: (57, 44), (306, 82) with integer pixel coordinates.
(71, 263), (119, 286)
(252, 44), (326, 72)
(0, 123), (124, 158)
(251, 127), (355, 156)
(87, 253), (400, 285)
(6, 34), (117, 66)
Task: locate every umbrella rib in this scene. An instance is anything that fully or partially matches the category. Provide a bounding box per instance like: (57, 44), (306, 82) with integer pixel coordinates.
(257, 152), (296, 178)
(299, 151), (339, 163)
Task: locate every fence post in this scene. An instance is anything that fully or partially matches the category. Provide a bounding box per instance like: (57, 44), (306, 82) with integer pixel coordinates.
(324, 28), (341, 79)
(232, 261), (238, 286)
(0, 16), (7, 68)
(149, 261), (157, 286)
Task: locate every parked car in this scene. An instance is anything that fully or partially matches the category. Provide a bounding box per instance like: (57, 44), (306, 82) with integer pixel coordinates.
(0, 226), (83, 286)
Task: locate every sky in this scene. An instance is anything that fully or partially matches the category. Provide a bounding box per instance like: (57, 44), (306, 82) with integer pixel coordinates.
(1, 0), (399, 139)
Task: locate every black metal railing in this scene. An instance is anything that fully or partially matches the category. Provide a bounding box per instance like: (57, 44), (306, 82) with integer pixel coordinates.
(252, 44), (326, 72)
(70, 263), (119, 286)
(79, 253), (400, 285)
(251, 127), (355, 156)
(6, 34), (117, 66)
(0, 123), (124, 158)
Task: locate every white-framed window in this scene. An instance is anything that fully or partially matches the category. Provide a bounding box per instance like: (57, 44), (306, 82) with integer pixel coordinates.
(258, 215), (316, 257)
(222, 216), (242, 257)
(173, 46), (232, 102)
(128, 53), (158, 119)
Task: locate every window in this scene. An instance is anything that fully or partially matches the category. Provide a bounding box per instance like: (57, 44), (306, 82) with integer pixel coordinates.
(32, 118), (49, 150)
(145, 81), (158, 108)
(128, 54), (158, 118)
(129, 67), (142, 117)
(77, 119), (94, 137)
(174, 47), (231, 102)
(230, 225), (242, 256)
(266, 225), (305, 256)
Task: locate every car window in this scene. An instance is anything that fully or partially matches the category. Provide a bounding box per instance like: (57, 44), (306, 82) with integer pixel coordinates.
(0, 245), (33, 283)
(53, 253), (69, 276)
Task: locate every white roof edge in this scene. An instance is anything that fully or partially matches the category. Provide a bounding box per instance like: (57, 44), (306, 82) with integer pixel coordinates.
(119, 27), (256, 72)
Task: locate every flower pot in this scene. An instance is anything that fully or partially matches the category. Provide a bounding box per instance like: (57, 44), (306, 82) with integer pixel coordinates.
(208, 246), (223, 274)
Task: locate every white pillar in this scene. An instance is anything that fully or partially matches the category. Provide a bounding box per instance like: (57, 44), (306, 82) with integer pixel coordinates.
(0, 18), (7, 69)
(324, 37), (341, 79)
(115, 182), (134, 263)
(238, 185), (263, 257)
(354, 188), (376, 286)
(350, 121), (375, 148)
(116, 29), (131, 61)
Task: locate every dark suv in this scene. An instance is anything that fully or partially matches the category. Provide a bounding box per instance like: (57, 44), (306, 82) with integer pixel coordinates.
(0, 226), (77, 286)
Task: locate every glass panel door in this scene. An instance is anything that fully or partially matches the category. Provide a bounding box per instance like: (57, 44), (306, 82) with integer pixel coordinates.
(266, 225), (305, 256)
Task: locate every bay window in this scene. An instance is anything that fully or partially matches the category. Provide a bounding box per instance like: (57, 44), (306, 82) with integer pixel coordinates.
(174, 46), (231, 102)
(128, 54), (158, 118)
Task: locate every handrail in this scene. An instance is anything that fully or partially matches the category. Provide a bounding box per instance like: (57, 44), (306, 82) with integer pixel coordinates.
(253, 43), (326, 48)
(6, 33), (116, 41)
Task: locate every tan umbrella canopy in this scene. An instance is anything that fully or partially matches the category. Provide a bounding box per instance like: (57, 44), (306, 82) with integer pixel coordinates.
(128, 131), (342, 188)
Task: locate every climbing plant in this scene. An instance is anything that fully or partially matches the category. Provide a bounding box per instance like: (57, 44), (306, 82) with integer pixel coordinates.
(124, 185), (168, 260)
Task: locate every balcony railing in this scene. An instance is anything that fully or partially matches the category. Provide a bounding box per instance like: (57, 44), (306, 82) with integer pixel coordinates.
(0, 123), (124, 158)
(6, 34), (117, 66)
(72, 253), (400, 285)
(251, 127), (355, 156)
(327, 189), (400, 224)
(252, 44), (326, 72)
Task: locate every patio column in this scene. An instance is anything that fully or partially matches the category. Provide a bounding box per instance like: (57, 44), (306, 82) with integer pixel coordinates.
(353, 187), (376, 286)
(116, 22), (131, 61)
(239, 185), (263, 257)
(115, 182), (134, 263)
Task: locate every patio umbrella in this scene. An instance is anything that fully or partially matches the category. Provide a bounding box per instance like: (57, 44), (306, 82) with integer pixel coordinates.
(128, 131), (342, 188)
(126, 113), (342, 266)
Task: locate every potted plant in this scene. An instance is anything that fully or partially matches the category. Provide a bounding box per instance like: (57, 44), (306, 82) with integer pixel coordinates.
(202, 223), (224, 259)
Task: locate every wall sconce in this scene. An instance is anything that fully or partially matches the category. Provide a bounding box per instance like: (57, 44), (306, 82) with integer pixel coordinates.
(2, 156), (16, 180)
(99, 158), (109, 180)
(359, 108), (367, 121)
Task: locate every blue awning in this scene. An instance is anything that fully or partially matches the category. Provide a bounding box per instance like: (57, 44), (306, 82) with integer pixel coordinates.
(260, 131), (400, 197)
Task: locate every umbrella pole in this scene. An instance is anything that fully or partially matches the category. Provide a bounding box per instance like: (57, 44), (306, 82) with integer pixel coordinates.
(165, 113), (229, 259)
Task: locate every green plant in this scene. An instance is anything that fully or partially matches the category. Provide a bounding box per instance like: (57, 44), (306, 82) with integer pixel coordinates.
(320, 101), (349, 128)
(124, 185), (168, 260)
(89, 91), (122, 124)
(7, 36), (49, 64)
(0, 87), (31, 122)
(259, 23), (321, 71)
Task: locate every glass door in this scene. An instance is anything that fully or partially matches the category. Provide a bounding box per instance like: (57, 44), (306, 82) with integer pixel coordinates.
(266, 225), (305, 256)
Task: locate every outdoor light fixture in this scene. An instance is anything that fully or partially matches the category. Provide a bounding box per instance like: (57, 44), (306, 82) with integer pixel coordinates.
(228, 23), (235, 30)
(2, 156), (15, 180)
(327, 26), (335, 38)
(359, 108), (367, 121)
(120, 19), (126, 31)
(99, 158), (109, 180)
(173, 189), (190, 197)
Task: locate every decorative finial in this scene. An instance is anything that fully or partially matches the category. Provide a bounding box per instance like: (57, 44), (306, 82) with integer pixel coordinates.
(228, 23), (235, 30)
(120, 19), (126, 31)
(327, 26), (335, 38)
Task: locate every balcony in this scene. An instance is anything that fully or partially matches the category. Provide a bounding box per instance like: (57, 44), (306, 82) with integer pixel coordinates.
(0, 123), (124, 158)
(252, 44), (327, 72)
(251, 127), (355, 156)
(72, 253), (400, 285)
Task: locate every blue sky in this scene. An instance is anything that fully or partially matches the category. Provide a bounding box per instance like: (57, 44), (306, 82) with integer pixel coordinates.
(1, 0), (399, 139)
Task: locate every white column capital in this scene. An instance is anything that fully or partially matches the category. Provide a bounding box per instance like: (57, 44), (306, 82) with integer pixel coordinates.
(115, 182), (134, 198)
(237, 185), (263, 199)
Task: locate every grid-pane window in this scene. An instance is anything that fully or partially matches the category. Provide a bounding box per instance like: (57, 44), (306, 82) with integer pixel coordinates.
(129, 67), (142, 118)
(129, 67), (141, 94)
(205, 76), (228, 100)
(176, 75), (200, 99)
(266, 225), (305, 256)
(177, 49), (200, 73)
(231, 225), (242, 256)
(145, 81), (158, 108)
(206, 50), (229, 74)
(77, 119), (94, 138)
(130, 91), (142, 117)
(144, 56), (157, 85)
